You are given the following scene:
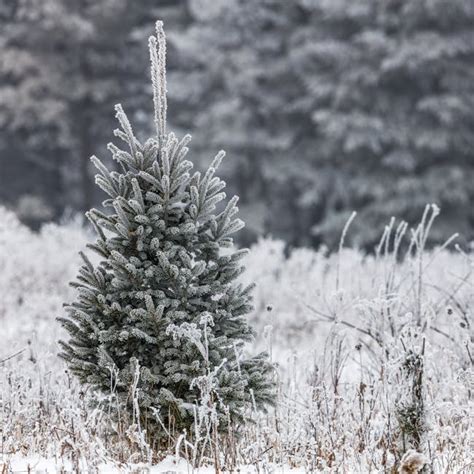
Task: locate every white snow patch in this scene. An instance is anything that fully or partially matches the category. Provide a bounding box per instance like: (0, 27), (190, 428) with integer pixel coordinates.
(1, 455), (305, 473)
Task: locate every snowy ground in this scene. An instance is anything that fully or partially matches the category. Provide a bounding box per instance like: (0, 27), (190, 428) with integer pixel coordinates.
(2, 455), (307, 473)
(1, 206), (473, 472)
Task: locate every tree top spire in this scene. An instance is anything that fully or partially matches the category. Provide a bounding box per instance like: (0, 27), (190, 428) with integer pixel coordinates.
(148, 20), (167, 148)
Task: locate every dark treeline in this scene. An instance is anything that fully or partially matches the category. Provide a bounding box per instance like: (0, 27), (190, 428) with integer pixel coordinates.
(1, 0), (473, 249)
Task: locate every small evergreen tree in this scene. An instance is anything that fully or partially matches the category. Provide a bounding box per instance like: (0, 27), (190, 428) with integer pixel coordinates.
(58, 21), (275, 445)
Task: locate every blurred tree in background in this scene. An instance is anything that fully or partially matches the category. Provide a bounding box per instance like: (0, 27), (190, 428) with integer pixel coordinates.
(0, 0), (189, 222)
(1, 0), (473, 247)
(295, 0), (474, 247)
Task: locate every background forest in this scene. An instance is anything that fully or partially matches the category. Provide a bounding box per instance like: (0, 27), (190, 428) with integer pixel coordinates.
(1, 0), (474, 249)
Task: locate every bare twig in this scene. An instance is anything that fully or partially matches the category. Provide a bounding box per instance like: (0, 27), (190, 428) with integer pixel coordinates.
(0, 348), (25, 365)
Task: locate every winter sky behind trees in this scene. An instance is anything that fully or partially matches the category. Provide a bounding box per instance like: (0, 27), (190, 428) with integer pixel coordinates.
(1, 0), (473, 249)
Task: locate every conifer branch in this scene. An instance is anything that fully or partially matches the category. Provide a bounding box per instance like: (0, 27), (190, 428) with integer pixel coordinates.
(149, 20), (168, 148)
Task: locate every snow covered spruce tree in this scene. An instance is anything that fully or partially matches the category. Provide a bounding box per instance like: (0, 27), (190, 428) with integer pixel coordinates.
(58, 21), (275, 443)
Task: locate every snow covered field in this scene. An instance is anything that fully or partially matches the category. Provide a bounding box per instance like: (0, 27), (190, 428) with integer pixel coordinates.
(1, 206), (472, 472)
(3, 454), (307, 473)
